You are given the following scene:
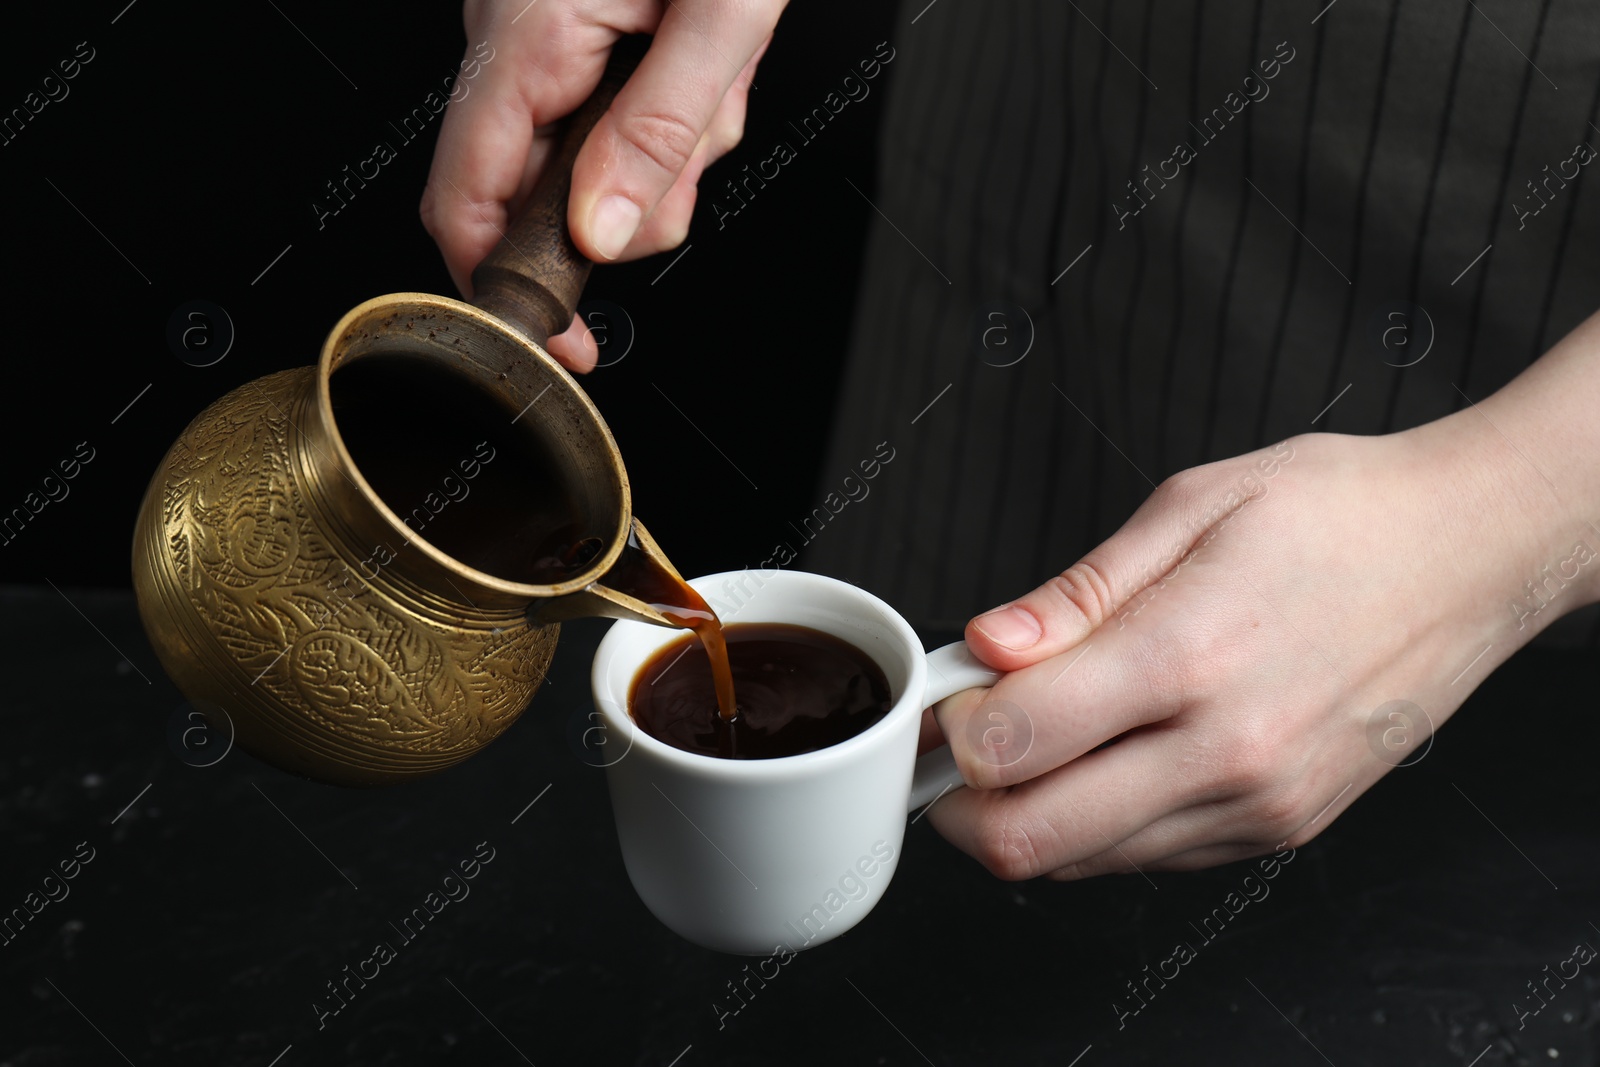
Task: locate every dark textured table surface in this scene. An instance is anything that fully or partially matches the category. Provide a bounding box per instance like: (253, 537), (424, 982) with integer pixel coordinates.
(2, 585), (1597, 1066)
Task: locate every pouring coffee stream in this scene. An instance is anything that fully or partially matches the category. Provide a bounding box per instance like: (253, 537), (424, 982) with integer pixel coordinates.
(588, 531), (739, 723)
(131, 36), (737, 786)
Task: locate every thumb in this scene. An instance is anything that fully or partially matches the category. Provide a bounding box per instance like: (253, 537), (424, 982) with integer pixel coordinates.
(965, 468), (1264, 670)
(568, 7), (779, 261)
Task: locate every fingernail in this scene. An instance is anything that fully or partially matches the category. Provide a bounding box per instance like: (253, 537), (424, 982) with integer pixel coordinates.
(589, 195), (641, 260)
(973, 606), (1041, 651)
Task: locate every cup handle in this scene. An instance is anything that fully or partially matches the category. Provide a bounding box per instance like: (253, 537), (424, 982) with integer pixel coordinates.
(907, 642), (1001, 813)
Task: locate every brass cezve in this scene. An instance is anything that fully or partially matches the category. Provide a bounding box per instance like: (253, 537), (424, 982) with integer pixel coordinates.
(130, 38), (677, 787)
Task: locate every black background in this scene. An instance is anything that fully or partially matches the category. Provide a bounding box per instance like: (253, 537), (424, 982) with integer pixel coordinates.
(0, 0), (895, 587)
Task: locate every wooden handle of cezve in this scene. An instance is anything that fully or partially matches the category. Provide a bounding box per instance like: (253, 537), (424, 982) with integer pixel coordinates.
(470, 35), (650, 348)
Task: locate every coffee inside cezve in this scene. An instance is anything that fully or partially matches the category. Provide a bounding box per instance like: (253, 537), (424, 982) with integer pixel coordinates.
(330, 355), (738, 720)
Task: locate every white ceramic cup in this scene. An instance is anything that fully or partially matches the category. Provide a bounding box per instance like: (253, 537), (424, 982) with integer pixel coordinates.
(590, 568), (999, 956)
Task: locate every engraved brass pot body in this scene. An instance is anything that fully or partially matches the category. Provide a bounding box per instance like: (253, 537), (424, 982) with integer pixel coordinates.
(130, 39), (679, 786)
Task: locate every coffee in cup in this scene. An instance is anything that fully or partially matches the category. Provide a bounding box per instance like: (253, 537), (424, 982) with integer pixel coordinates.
(630, 622), (893, 759)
